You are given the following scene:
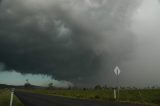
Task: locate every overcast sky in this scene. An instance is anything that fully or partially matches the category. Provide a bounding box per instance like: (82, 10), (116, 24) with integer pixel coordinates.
(0, 0), (160, 87)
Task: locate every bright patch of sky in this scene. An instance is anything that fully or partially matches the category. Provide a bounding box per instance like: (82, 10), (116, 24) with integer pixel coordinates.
(0, 70), (73, 87)
(123, 0), (160, 87)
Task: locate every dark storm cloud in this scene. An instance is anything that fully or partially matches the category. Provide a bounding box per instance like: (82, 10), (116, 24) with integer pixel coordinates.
(0, 0), (139, 84)
(0, 0), (2, 2)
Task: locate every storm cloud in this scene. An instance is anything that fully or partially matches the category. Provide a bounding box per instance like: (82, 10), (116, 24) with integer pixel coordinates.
(0, 0), (140, 85)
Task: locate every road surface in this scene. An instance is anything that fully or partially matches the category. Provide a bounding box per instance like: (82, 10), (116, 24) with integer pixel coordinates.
(15, 91), (145, 106)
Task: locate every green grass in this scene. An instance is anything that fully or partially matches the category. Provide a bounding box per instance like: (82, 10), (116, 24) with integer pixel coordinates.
(20, 88), (160, 106)
(0, 89), (24, 106)
(119, 89), (160, 105)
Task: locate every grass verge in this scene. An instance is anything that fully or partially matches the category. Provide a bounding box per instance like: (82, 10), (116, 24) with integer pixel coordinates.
(0, 89), (24, 106)
(19, 89), (160, 106)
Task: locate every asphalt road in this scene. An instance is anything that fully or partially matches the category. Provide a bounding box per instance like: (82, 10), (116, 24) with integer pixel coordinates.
(15, 91), (145, 106)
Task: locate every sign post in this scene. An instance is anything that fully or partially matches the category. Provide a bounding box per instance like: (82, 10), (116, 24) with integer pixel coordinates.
(114, 66), (121, 100)
(10, 88), (15, 106)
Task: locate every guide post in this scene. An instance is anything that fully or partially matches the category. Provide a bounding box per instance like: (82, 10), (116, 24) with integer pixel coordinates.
(10, 88), (15, 106)
(114, 89), (116, 100)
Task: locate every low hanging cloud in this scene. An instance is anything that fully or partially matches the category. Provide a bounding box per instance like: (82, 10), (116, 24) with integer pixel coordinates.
(0, 0), (140, 85)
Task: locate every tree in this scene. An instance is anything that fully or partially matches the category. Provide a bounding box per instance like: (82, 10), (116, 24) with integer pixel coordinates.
(48, 83), (53, 88)
(103, 85), (108, 89)
(24, 79), (32, 88)
(94, 85), (102, 90)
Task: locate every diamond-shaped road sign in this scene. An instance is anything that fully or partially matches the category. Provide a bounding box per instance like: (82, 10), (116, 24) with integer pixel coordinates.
(114, 66), (120, 76)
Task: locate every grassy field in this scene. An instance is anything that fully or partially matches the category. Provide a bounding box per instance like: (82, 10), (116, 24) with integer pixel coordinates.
(0, 89), (24, 106)
(20, 88), (160, 106)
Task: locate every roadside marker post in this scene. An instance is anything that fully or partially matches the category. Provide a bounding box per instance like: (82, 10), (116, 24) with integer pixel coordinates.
(10, 88), (15, 106)
(114, 66), (121, 100)
(114, 89), (116, 100)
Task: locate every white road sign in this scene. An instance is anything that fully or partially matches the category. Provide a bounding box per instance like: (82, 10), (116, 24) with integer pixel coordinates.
(114, 66), (120, 76)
